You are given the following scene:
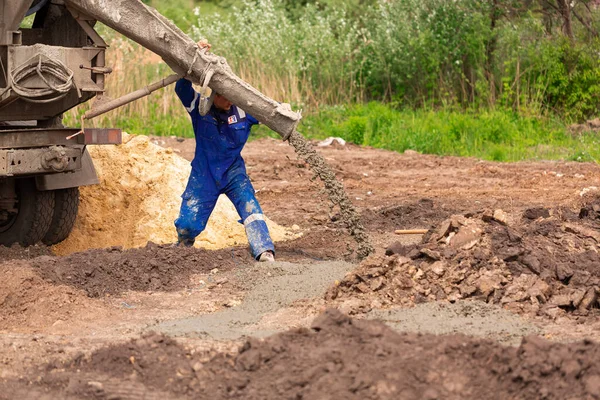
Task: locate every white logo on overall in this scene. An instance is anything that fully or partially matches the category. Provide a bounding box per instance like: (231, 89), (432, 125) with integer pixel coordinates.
(228, 115), (238, 124)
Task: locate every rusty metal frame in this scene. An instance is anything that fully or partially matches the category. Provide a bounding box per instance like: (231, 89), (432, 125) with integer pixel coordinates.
(0, 146), (81, 177)
(0, 0), (33, 45)
(0, 127), (121, 148)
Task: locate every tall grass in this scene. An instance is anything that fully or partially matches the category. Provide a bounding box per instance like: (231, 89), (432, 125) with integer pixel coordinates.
(302, 103), (600, 162)
(65, 0), (600, 123)
(191, 0), (363, 107)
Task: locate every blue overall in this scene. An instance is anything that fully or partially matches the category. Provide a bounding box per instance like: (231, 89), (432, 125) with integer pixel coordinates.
(174, 78), (274, 259)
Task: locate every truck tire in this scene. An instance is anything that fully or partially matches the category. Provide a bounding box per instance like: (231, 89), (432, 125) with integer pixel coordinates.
(42, 187), (79, 245)
(0, 179), (55, 246)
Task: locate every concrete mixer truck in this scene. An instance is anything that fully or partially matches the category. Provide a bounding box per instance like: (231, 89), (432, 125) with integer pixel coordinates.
(0, 0), (302, 247)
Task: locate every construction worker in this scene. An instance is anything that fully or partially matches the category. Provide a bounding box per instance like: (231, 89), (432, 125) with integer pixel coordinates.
(174, 40), (275, 262)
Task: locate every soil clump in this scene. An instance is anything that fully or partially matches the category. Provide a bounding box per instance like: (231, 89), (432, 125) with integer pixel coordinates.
(328, 203), (600, 319)
(32, 243), (250, 297)
(288, 131), (373, 258)
(6, 310), (600, 400)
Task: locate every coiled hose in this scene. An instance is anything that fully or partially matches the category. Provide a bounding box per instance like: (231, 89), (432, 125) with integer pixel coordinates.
(9, 53), (75, 103)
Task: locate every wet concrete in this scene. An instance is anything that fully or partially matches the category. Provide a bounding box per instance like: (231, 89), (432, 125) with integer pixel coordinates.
(152, 258), (539, 346)
(288, 131), (374, 259)
(152, 261), (354, 339)
(368, 301), (541, 346)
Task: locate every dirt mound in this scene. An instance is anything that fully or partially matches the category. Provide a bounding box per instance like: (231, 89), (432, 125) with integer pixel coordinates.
(53, 134), (294, 255)
(327, 206), (600, 318)
(8, 310), (600, 399)
(33, 243), (251, 297)
(362, 198), (457, 232)
(0, 244), (52, 261)
(0, 262), (110, 332)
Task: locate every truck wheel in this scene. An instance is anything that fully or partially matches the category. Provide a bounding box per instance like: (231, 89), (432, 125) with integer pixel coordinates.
(0, 179), (55, 246)
(42, 187), (79, 245)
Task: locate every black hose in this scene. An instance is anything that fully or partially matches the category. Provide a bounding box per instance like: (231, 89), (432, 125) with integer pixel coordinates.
(26, 0), (50, 17)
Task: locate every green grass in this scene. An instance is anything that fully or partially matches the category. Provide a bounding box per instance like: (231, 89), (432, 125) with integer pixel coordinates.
(298, 103), (600, 163)
(79, 102), (600, 163)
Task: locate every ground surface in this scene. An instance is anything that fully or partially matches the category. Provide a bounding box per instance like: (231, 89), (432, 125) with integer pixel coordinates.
(1, 136), (600, 399)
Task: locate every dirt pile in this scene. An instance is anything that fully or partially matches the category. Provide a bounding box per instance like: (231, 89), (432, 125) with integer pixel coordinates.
(0, 262), (110, 332)
(362, 198), (457, 232)
(53, 134), (293, 255)
(0, 244), (52, 261)
(33, 243), (248, 297)
(327, 205), (600, 318)
(7, 310), (600, 399)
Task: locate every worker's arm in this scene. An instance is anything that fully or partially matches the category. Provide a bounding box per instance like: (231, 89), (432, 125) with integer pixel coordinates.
(247, 113), (259, 127)
(175, 39), (211, 116)
(175, 78), (200, 115)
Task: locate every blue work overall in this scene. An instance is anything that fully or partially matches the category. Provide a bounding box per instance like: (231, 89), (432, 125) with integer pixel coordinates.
(174, 78), (274, 259)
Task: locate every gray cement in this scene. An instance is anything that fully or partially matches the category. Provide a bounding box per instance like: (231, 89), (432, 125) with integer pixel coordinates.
(367, 301), (541, 346)
(152, 261), (354, 340)
(288, 131), (374, 259)
(152, 258), (539, 346)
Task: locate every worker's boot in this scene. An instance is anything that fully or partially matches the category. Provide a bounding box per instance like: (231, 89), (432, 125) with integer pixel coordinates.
(177, 237), (195, 247)
(258, 251), (275, 262)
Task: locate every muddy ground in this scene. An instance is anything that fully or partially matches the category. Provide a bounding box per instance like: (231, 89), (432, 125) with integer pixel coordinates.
(2, 136), (600, 399)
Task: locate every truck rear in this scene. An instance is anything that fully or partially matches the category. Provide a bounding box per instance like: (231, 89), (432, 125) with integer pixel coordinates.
(0, 0), (120, 246)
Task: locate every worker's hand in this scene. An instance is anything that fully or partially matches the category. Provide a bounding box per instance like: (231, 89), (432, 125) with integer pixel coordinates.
(197, 39), (212, 52)
(280, 103), (292, 112)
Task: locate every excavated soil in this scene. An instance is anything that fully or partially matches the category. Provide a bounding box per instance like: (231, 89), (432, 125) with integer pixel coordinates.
(32, 244), (251, 297)
(0, 262), (113, 332)
(327, 200), (600, 320)
(0, 244), (52, 261)
(3, 136), (600, 397)
(3, 310), (600, 400)
(362, 198), (459, 232)
(275, 229), (356, 261)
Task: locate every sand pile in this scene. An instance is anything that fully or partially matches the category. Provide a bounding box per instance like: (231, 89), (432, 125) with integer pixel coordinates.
(53, 134), (294, 255)
(327, 205), (600, 318)
(9, 310), (600, 399)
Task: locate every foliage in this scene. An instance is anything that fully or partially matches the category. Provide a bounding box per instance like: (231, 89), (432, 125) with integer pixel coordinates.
(142, 0), (230, 31)
(300, 103), (600, 162)
(190, 0), (364, 107)
(185, 0), (600, 121)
